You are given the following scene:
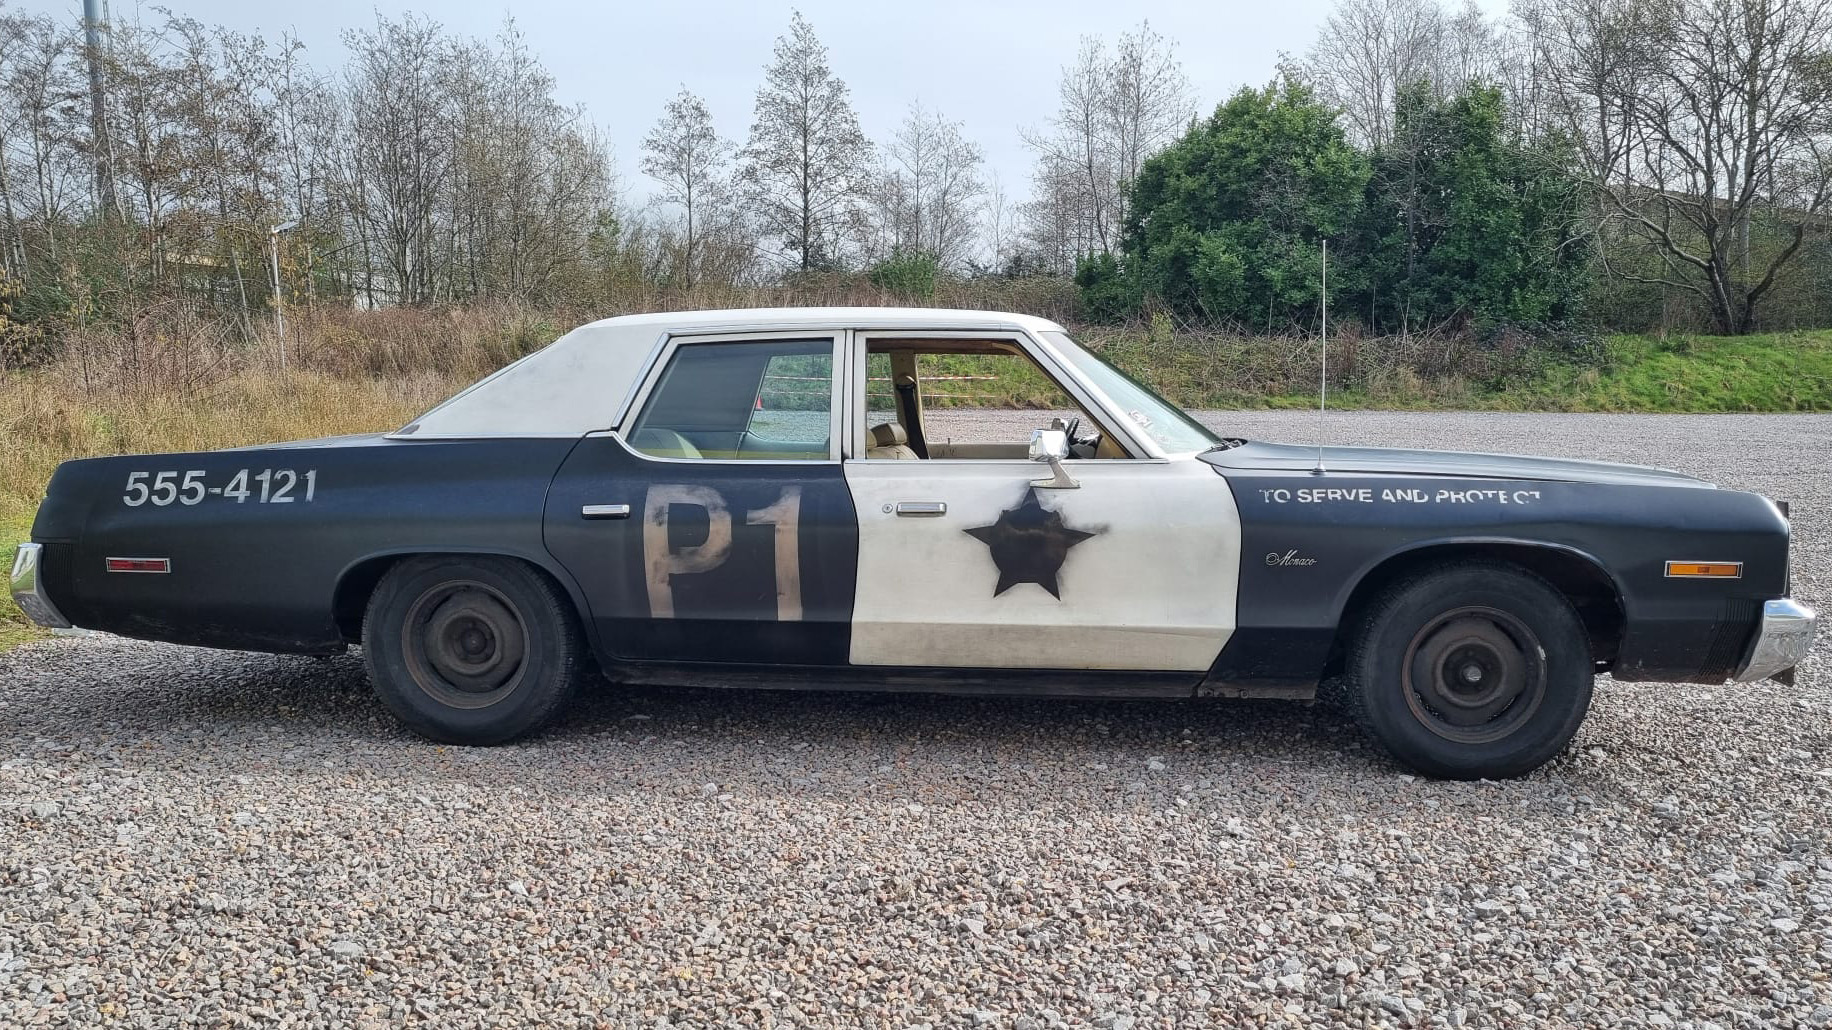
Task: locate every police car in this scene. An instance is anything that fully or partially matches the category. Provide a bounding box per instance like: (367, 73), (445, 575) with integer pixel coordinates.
(10, 308), (1816, 778)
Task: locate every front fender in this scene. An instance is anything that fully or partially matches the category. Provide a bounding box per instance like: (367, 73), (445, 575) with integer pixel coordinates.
(1206, 471), (1789, 687)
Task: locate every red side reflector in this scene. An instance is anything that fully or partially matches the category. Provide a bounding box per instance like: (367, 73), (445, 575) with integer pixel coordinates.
(105, 557), (170, 574)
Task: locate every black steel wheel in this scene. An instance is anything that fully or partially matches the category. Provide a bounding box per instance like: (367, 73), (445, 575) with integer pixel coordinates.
(364, 556), (583, 744)
(1346, 561), (1594, 779)
(1401, 606), (1547, 745)
(400, 580), (529, 710)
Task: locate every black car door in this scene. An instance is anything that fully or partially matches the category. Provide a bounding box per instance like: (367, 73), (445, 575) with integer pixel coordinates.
(543, 332), (858, 665)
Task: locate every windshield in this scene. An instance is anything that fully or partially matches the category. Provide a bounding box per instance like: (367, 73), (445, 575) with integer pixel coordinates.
(1042, 331), (1221, 454)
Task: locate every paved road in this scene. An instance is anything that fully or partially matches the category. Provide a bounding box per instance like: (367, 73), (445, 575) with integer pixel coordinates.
(2, 412), (1827, 1029)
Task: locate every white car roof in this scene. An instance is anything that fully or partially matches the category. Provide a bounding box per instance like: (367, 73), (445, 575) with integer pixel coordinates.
(399, 307), (1067, 439)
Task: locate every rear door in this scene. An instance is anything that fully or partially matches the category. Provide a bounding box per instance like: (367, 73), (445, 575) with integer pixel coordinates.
(544, 331), (859, 665)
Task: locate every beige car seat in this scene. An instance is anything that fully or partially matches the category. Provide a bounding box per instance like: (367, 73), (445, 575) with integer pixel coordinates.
(630, 428), (703, 458)
(866, 422), (919, 460)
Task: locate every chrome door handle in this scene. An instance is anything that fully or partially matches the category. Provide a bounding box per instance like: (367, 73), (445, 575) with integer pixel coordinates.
(581, 504), (632, 520)
(895, 501), (947, 517)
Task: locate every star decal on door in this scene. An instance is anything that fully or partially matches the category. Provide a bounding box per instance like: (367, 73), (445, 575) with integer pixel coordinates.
(964, 486), (1097, 599)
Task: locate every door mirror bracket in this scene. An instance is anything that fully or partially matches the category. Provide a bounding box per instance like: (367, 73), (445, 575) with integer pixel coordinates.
(1029, 429), (1079, 489)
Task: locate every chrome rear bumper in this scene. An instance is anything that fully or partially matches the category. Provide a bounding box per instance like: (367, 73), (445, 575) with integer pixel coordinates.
(1733, 598), (1817, 683)
(9, 543), (72, 630)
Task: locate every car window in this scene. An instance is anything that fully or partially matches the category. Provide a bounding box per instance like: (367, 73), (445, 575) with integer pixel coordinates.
(628, 339), (833, 460)
(1042, 331), (1220, 453)
(860, 342), (1129, 460)
(913, 352), (1082, 447)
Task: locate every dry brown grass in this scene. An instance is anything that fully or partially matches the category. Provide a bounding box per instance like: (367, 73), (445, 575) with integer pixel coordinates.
(0, 364), (467, 644)
(1, 371), (459, 511)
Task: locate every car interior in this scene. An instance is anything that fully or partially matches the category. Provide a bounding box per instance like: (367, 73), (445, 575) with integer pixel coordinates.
(627, 339), (835, 460)
(624, 336), (1130, 462)
(859, 338), (1129, 460)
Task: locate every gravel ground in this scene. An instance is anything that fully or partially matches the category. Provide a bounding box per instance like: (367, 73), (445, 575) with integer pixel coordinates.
(2, 411), (1828, 1030)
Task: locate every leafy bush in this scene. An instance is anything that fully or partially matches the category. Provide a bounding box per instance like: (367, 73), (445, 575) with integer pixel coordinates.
(1103, 78), (1367, 327)
(1073, 253), (1140, 322)
(0, 269), (53, 371)
(867, 252), (940, 299)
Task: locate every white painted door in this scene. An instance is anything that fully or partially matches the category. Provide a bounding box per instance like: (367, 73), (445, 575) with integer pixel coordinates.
(844, 459), (1241, 671)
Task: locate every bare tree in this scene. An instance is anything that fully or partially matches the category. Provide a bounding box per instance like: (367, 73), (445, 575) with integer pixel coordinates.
(982, 171), (1017, 273)
(642, 87), (730, 287)
(1023, 38), (1118, 261)
(338, 14), (455, 305)
(1020, 24), (1191, 271)
(1106, 22), (1192, 220)
(871, 101), (987, 270)
(3, 9), (82, 270)
(0, 4), (47, 278)
(739, 11), (871, 274)
(1543, 0), (1832, 332)
(1439, 0), (1502, 87)
(1305, 0), (1451, 146)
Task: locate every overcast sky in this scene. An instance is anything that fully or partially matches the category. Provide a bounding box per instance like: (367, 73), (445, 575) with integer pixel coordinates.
(27, 0), (1506, 203)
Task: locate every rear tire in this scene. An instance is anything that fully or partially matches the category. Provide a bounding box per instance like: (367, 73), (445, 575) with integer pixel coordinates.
(1345, 561), (1593, 779)
(362, 556), (583, 744)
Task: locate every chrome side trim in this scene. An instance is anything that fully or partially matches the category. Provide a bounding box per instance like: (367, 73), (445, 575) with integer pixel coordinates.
(1733, 598), (1817, 682)
(9, 543), (72, 629)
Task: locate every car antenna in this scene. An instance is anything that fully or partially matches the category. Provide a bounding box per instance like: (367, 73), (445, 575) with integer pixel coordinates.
(1312, 238), (1329, 476)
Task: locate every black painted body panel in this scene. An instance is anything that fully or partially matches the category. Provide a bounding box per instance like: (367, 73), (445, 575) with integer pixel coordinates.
(542, 436), (859, 665)
(1204, 442), (1791, 687)
(31, 437), (583, 653)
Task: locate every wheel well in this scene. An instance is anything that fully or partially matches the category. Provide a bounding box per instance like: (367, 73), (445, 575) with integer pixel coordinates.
(332, 555), (401, 643)
(331, 552), (586, 645)
(1325, 543), (1625, 678)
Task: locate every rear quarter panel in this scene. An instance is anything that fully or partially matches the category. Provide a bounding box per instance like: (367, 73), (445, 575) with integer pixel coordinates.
(33, 438), (579, 652)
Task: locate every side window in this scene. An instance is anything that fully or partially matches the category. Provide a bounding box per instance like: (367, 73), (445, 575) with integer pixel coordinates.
(914, 352), (1082, 447)
(628, 340), (833, 460)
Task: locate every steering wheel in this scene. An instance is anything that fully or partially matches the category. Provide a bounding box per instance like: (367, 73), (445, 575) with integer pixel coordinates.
(1061, 416), (1102, 459)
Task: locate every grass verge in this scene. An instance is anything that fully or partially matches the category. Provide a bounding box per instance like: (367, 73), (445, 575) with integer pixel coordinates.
(1, 508), (40, 652)
(1076, 328), (1832, 413)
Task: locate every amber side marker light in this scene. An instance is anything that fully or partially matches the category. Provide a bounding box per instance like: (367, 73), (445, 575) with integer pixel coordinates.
(1665, 561), (1742, 579)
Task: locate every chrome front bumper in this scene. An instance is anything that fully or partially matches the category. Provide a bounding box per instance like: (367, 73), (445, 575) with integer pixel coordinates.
(9, 543), (72, 630)
(1733, 598), (1817, 683)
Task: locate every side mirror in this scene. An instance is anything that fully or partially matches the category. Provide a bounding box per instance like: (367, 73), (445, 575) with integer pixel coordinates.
(1028, 429), (1069, 463)
(1028, 429), (1079, 489)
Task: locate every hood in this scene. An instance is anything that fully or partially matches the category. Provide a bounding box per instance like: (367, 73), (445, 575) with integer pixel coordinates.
(1202, 440), (1712, 489)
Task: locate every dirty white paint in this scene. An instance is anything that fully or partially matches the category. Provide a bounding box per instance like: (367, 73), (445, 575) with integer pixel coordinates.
(642, 483), (806, 621)
(845, 459), (1240, 670)
(744, 486), (803, 621)
(642, 484), (733, 620)
(395, 307), (1067, 440)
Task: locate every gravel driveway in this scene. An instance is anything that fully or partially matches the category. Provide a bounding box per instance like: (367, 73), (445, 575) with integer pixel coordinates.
(3, 411), (1828, 1029)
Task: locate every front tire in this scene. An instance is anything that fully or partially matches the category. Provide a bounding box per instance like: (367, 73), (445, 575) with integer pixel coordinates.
(362, 556), (584, 744)
(1345, 561), (1594, 779)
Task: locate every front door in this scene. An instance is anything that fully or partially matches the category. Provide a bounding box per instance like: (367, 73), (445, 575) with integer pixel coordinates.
(845, 460), (1239, 671)
(544, 333), (858, 665)
(842, 333), (1241, 672)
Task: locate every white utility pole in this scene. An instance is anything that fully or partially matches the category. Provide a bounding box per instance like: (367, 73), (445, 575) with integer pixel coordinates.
(270, 220), (298, 371)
